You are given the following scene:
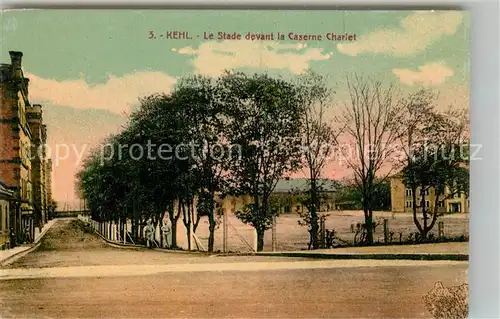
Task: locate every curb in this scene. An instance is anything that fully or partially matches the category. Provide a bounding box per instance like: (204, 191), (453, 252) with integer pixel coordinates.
(0, 241), (42, 266)
(0, 219), (57, 266)
(249, 252), (469, 261)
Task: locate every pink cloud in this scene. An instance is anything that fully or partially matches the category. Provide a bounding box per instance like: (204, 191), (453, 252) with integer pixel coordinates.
(393, 62), (454, 86)
(26, 72), (177, 114)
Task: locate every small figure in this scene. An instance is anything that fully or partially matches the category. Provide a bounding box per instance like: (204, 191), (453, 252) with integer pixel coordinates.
(9, 228), (17, 248)
(144, 219), (156, 249)
(161, 220), (171, 248)
(24, 226), (32, 243)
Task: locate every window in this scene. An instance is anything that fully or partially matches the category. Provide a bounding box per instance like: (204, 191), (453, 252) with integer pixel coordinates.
(425, 200), (430, 208)
(0, 205), (3, 232)
(406, 201), (413, 208)
(438, 201), (445, 208)
(405, 189), (412, 196)
(25, 144), (31, 160)
(284, 206), (290, 213)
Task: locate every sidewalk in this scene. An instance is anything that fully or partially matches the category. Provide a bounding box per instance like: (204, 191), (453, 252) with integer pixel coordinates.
(0, 219), (57, 265)
(253, 242), (469, 261)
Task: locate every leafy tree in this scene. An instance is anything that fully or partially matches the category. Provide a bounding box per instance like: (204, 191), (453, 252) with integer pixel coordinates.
(174, 75), (230, 252)
(403, 106), (469, 240)
(295, 70), (338, 249)
(219, 71), (306, 251)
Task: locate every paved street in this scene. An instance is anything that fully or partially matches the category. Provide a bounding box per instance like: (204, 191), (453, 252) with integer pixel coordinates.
(0, 219), (468, 318)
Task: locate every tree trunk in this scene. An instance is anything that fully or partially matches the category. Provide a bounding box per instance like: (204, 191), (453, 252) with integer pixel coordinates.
(310, 213), (319, 249)
(256, 228), (265, 252)
(170, 217), (177, 248)
(131, 215), (138, 242)
(182, 201), (192, 251)
(421, 186), (428, 240)
(309, 179), (319, 249)
(207, 191), (216, 252)
(365, 210), (374, 244)
(169, 201), (179, 248)
(426, 194), (441, 237)
(411, 186), (423, 234)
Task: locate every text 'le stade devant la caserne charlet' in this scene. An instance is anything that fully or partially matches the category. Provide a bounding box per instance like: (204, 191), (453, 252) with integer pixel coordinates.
(148, 31), (357, 41)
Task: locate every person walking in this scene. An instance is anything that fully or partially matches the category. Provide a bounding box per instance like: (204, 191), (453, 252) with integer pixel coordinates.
(9, 228), (16, 248)
(161, 220), (171, 248)
(144, 219), (155, 249)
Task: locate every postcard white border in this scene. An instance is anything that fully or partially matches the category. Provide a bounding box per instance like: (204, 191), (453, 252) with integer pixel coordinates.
(0, 1), (498, 317)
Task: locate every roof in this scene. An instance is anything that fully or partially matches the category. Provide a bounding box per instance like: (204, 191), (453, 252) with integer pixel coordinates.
(273, 178), (338, 193)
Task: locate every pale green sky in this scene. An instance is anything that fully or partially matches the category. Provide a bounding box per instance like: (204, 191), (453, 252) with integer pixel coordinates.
(2, 10), (469, 84)
(0, 10), (470, 204)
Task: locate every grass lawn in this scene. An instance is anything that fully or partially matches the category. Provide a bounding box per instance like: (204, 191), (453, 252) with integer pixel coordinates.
(169, 211), (469, 252)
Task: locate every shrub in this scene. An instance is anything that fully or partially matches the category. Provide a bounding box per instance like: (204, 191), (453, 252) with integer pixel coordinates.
(423, 281), (468, 319)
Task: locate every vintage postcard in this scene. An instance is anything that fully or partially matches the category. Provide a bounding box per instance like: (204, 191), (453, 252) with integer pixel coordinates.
(0, 9), (469, 318)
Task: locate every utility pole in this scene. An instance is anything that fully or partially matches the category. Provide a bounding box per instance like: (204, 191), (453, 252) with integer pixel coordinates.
(222, 205), (229, 253)
(272, 210), (277, 252)
(223, 206), (228, 253)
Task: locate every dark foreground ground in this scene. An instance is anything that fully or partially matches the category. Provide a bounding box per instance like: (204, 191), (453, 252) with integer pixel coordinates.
(0, 219), (468, 318)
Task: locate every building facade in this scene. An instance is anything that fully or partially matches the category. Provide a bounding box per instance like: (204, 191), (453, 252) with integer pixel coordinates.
(46, 159), (54, 219)
(27, 105), (48, 226)
(217, 178), (338, 215)
(0, 51), (53, 247)
(390, 174), (469, 214)
(0, 180), (14, 249)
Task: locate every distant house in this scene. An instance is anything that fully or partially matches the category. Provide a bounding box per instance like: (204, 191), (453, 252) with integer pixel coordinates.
(218, 178), (338, 215)
(390, 173), (469, 214)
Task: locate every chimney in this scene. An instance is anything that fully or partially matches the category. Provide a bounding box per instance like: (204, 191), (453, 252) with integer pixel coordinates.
(9, 51), (23, 79)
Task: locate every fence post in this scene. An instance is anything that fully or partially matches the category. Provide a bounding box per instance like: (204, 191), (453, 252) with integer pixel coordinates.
(383, 219), (389, 244)
(272, 214), (277, 252)
(252, 228), (258, 252)
(124, 221), (127, 244)
(320, 217), (326, 248)
(223, 209), (228, 253)
(438, 221), (444, 239)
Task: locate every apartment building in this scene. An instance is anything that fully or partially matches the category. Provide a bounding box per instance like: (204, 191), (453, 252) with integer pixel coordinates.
(0, 51), (53, 247)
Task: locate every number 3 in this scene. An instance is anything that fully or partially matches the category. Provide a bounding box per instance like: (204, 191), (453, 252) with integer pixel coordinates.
(149, 30), (155, 39)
